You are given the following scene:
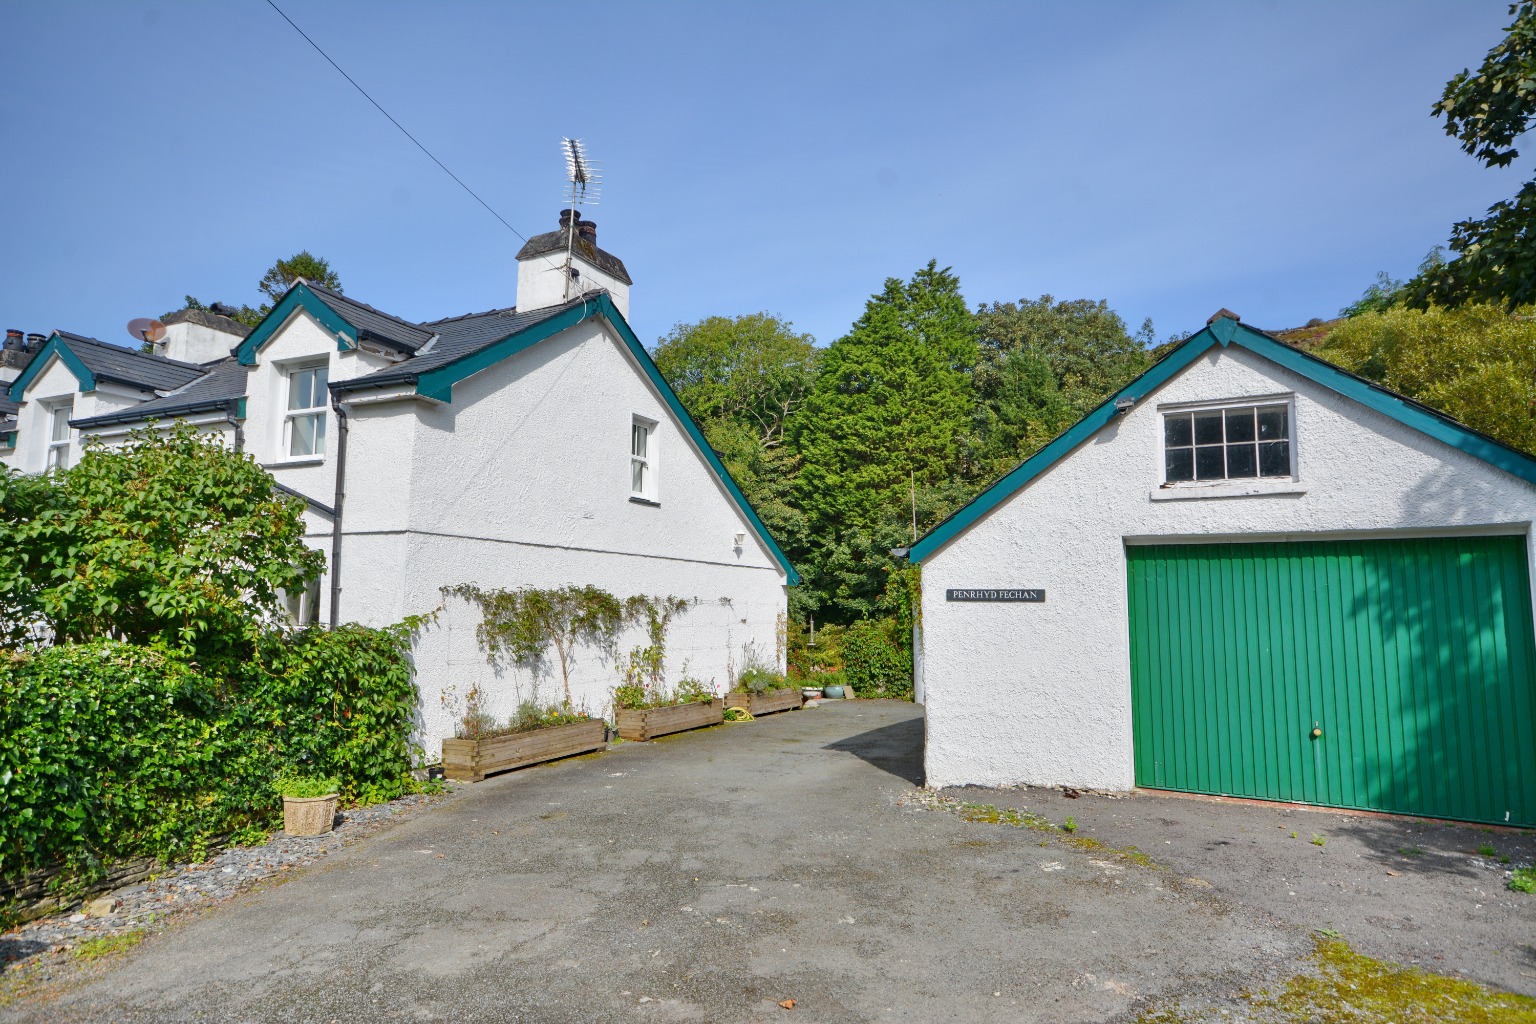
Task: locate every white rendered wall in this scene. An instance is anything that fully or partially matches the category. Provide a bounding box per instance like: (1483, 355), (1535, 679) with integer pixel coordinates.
(159, 321), (242, 364)
(242, 309), (396, 509)
(516, 250), (630, 319)
(7, 356), (146, 472)
(919, 345), (1536, 791)
(335, 316), (787, 745)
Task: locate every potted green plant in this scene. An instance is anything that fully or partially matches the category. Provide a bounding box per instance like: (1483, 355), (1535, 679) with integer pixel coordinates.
(726, 666), (804, 717)
(441, 698), (607, 783)
(613, 678), (723, 741)
(276, 772), (341, 837)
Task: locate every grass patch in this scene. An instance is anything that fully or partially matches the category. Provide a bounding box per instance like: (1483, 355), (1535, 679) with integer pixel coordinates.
(1245, 934), (1536, 1022)
(1510, 866), (1536, 894)
(71, 930), (144, 961)
(908, 791), (1159, 869)
(1397, 845), (1424, 857)
(1477, 843), (1497, 858)
(1139, 934), (1536, 1022)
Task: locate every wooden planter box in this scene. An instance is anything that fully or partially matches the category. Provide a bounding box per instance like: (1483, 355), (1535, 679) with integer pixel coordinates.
(725, 688), (804, 716)
(615, 699), (723, 741)
(442, 719), (607, 783)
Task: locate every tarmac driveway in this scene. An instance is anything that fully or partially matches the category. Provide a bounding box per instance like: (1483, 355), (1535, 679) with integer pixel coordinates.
(6, 700), (1532, 1023)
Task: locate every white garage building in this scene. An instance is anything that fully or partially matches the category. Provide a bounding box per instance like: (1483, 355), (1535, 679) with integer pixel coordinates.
(911, 311), (1536, 827)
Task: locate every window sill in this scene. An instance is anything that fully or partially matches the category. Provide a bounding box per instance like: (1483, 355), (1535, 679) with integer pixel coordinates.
(629, 495), (661, 507)
(1149, 479), (1306, 501)
(263, 456), (326, 469)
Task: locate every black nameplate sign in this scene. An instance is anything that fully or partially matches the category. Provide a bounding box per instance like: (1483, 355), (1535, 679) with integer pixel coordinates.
(945, 588), (1044, 602)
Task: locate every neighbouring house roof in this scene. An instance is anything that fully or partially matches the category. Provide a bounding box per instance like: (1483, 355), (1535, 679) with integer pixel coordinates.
(162, 308), (254, 339)
(909, 311), (1536, 564)
(9, 331), (208, 400)
(72, 358), (249, 429)
(516, 227), (632, 285)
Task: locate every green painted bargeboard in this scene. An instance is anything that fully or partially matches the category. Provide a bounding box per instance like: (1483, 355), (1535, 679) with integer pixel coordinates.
(1126, 536), (1536, 826)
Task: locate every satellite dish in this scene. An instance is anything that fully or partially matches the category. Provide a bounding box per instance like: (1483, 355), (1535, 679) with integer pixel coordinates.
(127, 318), (166, 344)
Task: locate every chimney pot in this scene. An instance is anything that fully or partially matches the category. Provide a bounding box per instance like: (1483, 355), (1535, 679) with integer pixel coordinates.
(577, 219), (597, 247)
(558, 209), (580, 228)
(4, 330), (21, 351)
(25, 333), (46, 352)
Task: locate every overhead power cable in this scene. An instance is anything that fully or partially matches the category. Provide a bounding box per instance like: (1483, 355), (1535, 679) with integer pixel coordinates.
(264, 0), (537, 247)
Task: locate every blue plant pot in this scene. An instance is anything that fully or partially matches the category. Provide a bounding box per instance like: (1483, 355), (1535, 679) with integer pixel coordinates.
(821, 685), (846, 700)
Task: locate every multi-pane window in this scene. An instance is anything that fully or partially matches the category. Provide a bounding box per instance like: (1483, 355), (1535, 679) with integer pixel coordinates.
(286, 364), (328, 458)
(1164, 403), (1290, 483)
(45, 401), (72, 470)
(631, 419), (654, 498)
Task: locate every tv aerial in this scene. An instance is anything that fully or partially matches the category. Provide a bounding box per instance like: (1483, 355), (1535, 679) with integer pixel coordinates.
(561, 137), (601, 300)
(127, 317), (166, 347)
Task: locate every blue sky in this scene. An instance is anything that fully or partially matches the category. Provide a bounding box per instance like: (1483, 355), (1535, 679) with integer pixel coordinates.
(0, 2), (1522, 353)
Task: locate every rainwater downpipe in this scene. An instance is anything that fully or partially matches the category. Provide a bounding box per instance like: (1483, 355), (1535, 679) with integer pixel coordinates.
(225, 399), (245, 452)
(328, 394), (349, 627)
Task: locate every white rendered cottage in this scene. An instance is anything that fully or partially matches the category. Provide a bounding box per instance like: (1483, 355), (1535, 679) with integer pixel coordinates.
(911, 310), (1536, 828)
(6, 213), (796, 739)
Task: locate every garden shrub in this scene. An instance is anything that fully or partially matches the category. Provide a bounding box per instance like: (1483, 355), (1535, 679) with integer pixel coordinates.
(0, 642), (261, 891)
(843, 617), (913, 699)
(242, 623), (424, 804)
(738, 666), (789, 694)
(0, 625), (426, 898)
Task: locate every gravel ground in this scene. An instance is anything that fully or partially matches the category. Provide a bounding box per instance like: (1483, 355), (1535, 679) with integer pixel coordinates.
(0, 787), (459, 970)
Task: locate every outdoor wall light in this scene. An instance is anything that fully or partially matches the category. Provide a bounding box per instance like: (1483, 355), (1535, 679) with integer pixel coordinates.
(1114, 397), (1136, 415)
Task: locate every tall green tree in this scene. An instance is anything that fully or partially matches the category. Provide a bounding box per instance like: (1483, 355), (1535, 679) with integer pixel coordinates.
(1314, 303), (1536, 455)
(1405, 2), (1536, 308)
(791, 261), (978, 620)
(652, 313), (820, 558)
(971, 295), (1151, 472)
(164, 251), (343, 328)
(258, 250), (342, 304)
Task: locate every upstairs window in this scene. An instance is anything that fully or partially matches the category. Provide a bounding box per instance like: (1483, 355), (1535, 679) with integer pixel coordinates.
(1163, 402), (1291, 483)
(286, 364), (329, 458)
(631, 417), (656, 500)
(46, 400), (72, 470)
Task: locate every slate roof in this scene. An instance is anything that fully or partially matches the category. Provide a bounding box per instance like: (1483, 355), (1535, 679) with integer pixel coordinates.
(302, 282), (435, 353)
(55, 332), (208, 393)
(72, 358), (249, 428)
(335, 297), (589, 392)
(516, 227), (632, 285)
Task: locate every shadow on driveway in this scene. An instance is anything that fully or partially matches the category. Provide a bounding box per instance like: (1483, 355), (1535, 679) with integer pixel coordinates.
(821, 708), (924, 786)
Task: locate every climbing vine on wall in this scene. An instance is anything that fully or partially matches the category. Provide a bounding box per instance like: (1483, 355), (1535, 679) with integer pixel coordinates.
(444, 584), (693, 706)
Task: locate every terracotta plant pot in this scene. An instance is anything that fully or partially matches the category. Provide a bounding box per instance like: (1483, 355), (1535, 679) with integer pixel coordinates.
(283, 794), (339, 837)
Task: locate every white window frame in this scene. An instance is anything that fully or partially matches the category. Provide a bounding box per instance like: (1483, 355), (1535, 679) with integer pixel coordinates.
(630, 415), (658, 503)
(1158, 395), (1298, 487)
(282, 576), (322, 627)
(282, 361), (330, 461)
(44, 399), (73, 471)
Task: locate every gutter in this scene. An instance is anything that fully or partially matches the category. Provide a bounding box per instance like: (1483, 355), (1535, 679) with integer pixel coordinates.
(72, 396), (235, 429)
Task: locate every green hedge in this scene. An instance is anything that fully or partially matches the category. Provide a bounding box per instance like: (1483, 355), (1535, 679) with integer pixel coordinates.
(0, 626), (423, 897)
(842, 618), (913, 700)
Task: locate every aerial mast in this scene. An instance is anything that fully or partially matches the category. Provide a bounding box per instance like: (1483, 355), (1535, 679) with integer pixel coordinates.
(561, 137), (601, 301)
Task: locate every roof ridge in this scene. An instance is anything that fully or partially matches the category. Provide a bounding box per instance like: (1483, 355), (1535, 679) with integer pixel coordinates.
(304, 282), (431, 335)
(421, 306), (518, 326)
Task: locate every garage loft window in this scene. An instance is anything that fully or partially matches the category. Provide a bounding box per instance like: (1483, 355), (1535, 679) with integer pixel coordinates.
(1163, 402), (1291, 483)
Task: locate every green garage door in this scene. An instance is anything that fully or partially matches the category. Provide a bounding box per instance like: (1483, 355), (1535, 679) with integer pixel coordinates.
(1127, 536), (1536, 826)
